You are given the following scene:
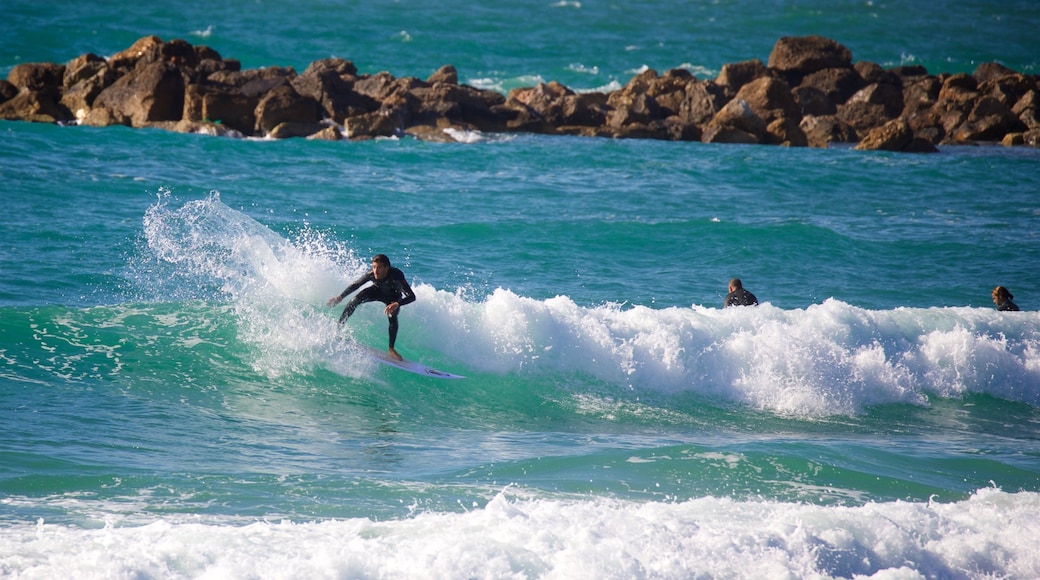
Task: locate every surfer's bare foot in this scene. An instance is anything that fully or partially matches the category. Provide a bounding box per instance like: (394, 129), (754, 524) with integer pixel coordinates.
(387, 347), (403, 361)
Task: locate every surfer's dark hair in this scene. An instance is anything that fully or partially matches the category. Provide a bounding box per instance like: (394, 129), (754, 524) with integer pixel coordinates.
(372, 254), (391, 267)
(993, 286), (1013, 300)
(729, 278), (743, 290)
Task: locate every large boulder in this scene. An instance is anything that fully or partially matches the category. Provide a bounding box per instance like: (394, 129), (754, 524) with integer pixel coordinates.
(799, 114), (857, 148)
(703, 99), (767, 144)
(182, 83), (258, 135)
(84, 61), (185, 127)
(768, 36), (853, 85)
(798, 67), (864, 105)
(854, 118), (913, 151)
(1012, 90), (1040, 129)
(254, 84), (322, 134)
(291, 58), (375, 123)
(837, 83), (904, 133)
(678, 80), (726, 125)
(732, 76), (800, 124)
(950, 96), (1028, 142)
(715, 59), (768, 97)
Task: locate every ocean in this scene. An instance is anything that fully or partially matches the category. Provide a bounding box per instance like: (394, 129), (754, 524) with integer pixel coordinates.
(3, 1), (1040, 578)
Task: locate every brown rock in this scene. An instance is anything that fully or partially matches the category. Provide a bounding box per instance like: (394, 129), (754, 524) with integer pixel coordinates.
(768, 36), (853, 85)
(170, 118), (244, 137)
(837, 83), (904, 132)
(268, 121), (327, 139)
(854, 62), (901, 87)
(937, 73), (979, 105)
(254, 84), (322, 134)
(507, 81), (574, 126)
(8, 62), (66, 97)
(792, 85), (837, 116)
(1012, 90), (1039, 129)
(560, 92), (609, 127)
(951, 96), (1027, 142)
(854, 118), (914, 151)
(345, 109), (399, 139)
(109, 36), (164, 71)
(87, 61), (185, 127)
(901, 76), (942, 118)
(979, 74), (1037, 109)
(733, 76), (800, 124)
(715, 59), (768, 97)
(291, 58), (375, 123)
(678, 80), (726, 125)
(606, 92), (661, 128)
(0, 80), (16, 104)
(798, 67), (864, 105)
(63, 54), (107, 89)
(973, 62), (1017, 84)
(307, 126), (344, 141)
(427, 65), (458, 85)
(404, 124), (459, 142)
(765, 116), (808, 147)
(0, 91), (72, 123)
(799, 114), (857, 148)
(182, 83), (258, 135)
(703, 99), (767, 143)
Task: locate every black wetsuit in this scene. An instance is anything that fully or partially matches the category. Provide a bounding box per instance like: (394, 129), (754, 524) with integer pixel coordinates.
(996, 299), (1020, 312)
(337, 267), (416, 348)
(724, 288), (759, 308)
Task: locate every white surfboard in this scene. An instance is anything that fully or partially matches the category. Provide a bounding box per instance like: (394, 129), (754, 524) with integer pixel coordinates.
(360, 345), (466, 379)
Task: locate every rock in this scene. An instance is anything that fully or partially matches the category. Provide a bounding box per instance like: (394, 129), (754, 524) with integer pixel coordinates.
(901, 76), (942, 118)
(0, 80), (16, 104)
(715, 59), (768, 97)
(291, 58), (375, 123)
(951, 96), (1027, 142)
(268, 121), (327, 139)
(86, 61), (185, 127)
(792, 85), (837, 116)
(345, 109), (399, 139)
(973, 61), (1017, 84)
(109, 36), (164, 71)
(765, 116), (808, 147)
(798, 67), (865, 105)
(937, 73), (979, 105)
(854, 61), (901, 87)
(427, 65), (458, 85)
(0, 91), (72, 123)
(854, 117), (914, 151)
(838, 83), (904, 132)
(703, 99), (766, 144)
(733, 76), (800, 124)
(768, 36), (853, 85)
(8, 62), (65, 96)
(678, 80), (726, 125)
(1012, 90), (1039, 129)
(182, 83), (258, 135)
(307, 125), (344, 141)
(799, 114), (857, 148)
(254, 84), (322, 134)
(507, 81), (573, 127)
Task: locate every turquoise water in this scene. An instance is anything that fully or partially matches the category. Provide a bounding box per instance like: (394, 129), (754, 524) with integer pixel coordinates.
(3, 1), (1040, 578)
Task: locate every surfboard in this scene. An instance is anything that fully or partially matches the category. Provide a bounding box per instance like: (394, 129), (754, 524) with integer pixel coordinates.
(360, 345), (466, 379)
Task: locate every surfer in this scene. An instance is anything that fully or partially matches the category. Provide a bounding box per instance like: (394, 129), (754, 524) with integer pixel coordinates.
(328, 254), (416, 360)
(724, 278), (759, 307)
(992, 285), (1020, 311)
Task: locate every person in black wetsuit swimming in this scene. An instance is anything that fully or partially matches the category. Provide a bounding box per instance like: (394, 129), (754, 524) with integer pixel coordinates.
(327, 254), (416, 360)
(992, 285), (1020, 311)
(724, 278), (759, 308)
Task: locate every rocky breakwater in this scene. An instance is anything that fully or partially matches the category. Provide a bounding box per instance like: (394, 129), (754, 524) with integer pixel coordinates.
(2, 35), (1038, 151)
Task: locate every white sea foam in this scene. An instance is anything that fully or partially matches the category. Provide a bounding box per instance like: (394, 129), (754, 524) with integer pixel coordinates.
(1, 488), (1037, 579)
(141, 194), (1040, 415)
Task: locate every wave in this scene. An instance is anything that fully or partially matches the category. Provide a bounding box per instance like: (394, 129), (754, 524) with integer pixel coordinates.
(0, 488), (1037, 578)
(10, 192), (1036, 418)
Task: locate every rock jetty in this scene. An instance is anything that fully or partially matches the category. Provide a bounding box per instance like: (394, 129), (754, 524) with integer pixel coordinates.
(2, 35), (1038, 151)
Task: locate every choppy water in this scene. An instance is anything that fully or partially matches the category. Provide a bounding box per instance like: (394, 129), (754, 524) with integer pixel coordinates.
(3, 1), (1040, 578)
